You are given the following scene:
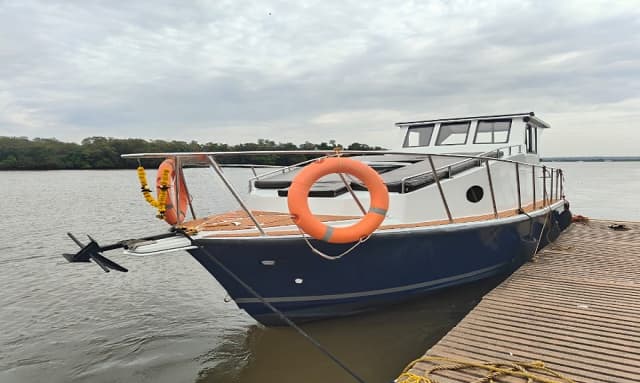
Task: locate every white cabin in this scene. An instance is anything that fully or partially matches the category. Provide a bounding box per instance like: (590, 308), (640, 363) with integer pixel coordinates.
(248, 112), (555, 225)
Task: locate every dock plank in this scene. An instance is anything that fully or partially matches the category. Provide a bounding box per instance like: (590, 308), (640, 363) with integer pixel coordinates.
(396, 220), (640, 383)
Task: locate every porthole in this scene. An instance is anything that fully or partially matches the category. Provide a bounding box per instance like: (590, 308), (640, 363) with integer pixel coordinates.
(466, 185), (484, 203)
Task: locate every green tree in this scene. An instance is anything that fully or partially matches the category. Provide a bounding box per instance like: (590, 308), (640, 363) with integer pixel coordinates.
(0, 136), (385, 170)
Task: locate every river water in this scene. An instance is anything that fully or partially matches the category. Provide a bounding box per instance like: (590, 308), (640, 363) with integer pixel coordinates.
(1, 162), (639, 383)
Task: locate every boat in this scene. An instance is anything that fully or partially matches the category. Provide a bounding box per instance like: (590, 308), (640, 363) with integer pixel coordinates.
(63, 112), (572, 325)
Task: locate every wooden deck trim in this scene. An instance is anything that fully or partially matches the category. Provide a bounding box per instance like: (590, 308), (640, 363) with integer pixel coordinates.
(187, 199), (561, 238)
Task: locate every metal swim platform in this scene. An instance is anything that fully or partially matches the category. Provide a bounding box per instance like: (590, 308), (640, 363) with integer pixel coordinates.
(396, 219), (640, 383)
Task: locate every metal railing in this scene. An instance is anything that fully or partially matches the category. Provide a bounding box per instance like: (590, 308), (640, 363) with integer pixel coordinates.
(398, 144), (523, 194)
(122, 149), (565, 236)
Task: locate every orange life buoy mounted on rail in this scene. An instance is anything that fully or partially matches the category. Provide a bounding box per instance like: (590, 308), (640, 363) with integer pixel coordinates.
(157, 158), (189, 225)
(287, 157), (389, 244)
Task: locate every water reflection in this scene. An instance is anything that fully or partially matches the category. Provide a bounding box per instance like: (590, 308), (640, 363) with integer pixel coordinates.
(196, 276), (505, 383)
(195, 327), (255, 383)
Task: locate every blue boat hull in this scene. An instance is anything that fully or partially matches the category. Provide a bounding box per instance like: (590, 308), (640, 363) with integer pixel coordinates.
(188, 202), (571, 325)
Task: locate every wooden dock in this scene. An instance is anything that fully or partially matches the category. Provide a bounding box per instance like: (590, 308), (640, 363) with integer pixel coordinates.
(396, 219), (640, 383)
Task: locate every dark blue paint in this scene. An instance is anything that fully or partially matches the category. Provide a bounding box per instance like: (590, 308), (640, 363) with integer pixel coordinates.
(188, 205), (570, 325)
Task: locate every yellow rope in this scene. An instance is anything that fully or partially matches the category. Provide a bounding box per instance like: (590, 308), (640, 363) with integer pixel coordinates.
(396, 356), (576, 383)
(137, 165), (170, 220)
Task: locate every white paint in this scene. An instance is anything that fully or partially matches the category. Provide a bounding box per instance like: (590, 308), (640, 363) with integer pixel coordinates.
(245, 114), (559, 225)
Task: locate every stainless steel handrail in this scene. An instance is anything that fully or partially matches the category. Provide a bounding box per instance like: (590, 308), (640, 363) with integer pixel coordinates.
(549, 169), (555, 203)
(485, 160), (498, 218)
(247, 156), (329, 192)
(515, 162), (522, 212)
(397, 144), (525, 194)
(121, 149), (558, 173)
(124, 148), (563, 235)
(206, 155), (266, 235)
(249, 156), (330, 182)
(338, 173), (366, 215)
(532, 165), (536, 210)
(428, 155), (453, 223)
(556, 169), (561, 200)
(542, 165), (547, 207)
(178, 158), (197, 220)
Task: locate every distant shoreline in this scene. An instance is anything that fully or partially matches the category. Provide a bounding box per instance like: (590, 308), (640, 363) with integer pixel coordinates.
(2, 157), (638, 171)
(2, 136), (638, 170)
(541, 156), (640, 162)
(0, 136), (382, 170)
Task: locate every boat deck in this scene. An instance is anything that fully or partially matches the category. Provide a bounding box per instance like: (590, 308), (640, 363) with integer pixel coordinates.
(183, 210), (359, 234)
(396, 219), (640, 383)
(182, 200), (560, 238)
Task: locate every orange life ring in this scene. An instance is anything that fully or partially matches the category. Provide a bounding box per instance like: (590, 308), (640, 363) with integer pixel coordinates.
(287, 157), (389, 244)
(157, 158), (189, 225)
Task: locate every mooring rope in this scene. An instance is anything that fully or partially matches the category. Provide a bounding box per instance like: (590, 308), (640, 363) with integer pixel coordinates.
(396, 355), (576, 383)
(0, 254), (54, 265)
(188, 236), (368, 383)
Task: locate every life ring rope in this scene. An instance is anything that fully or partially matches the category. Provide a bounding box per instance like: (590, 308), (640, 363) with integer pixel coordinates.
(297, 225), (372, 261)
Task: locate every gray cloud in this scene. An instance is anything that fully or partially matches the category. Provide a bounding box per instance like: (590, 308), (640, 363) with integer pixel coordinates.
(1, 0), (638, 155)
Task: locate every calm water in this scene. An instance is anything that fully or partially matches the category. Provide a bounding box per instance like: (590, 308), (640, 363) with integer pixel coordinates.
(1, 162), (639, 383)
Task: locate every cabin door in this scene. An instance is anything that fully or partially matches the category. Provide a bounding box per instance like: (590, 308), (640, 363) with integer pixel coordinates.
(525, 124), (537, 153)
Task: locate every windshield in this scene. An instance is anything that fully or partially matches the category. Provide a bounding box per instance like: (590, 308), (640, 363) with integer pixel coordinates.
(436, 122), (470, 145)
(403, 124), (434, 147)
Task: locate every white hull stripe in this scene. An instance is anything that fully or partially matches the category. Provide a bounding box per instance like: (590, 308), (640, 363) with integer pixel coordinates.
(234, 263), (504, 304)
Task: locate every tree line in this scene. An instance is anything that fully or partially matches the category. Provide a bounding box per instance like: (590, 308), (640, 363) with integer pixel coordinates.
(0, 136), (385, 170)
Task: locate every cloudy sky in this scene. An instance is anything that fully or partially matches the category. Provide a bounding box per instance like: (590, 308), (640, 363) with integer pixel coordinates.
(1, 0), (638, 155)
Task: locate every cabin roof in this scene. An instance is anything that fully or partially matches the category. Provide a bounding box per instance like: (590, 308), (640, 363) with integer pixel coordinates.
(395, 112), (550, 129)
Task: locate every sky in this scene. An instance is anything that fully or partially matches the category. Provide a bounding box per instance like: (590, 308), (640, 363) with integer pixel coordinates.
(0, 0), (638, 156)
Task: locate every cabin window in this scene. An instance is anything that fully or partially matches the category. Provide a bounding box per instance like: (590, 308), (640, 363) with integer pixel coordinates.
(525, 124), (537, 153)
(474, 120), (511, 144)
(403, 124), (434, 147)
(435, 122), (470, 145)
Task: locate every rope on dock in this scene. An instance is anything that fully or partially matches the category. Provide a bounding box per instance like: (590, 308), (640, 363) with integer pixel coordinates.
(395, 356), (576, 383)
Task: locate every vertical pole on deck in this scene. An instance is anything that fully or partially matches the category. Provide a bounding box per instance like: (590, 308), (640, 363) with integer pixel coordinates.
(515, 162), (522, 212)
(556, 169), (560, 200)
(542, 166), (547, 207)
(549, 169), (554, 205)
(485, 159), (498, 219)
(532, 165), (536, 209)
(178, 159), (197, 220)
(338, 173), (366, 215)
(428, 155), (453, 223)
(206, 155), (266, 235)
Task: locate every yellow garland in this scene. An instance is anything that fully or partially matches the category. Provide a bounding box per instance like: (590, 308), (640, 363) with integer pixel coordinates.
(137, 166), (170, 219)
(156, 169), (170, 219)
